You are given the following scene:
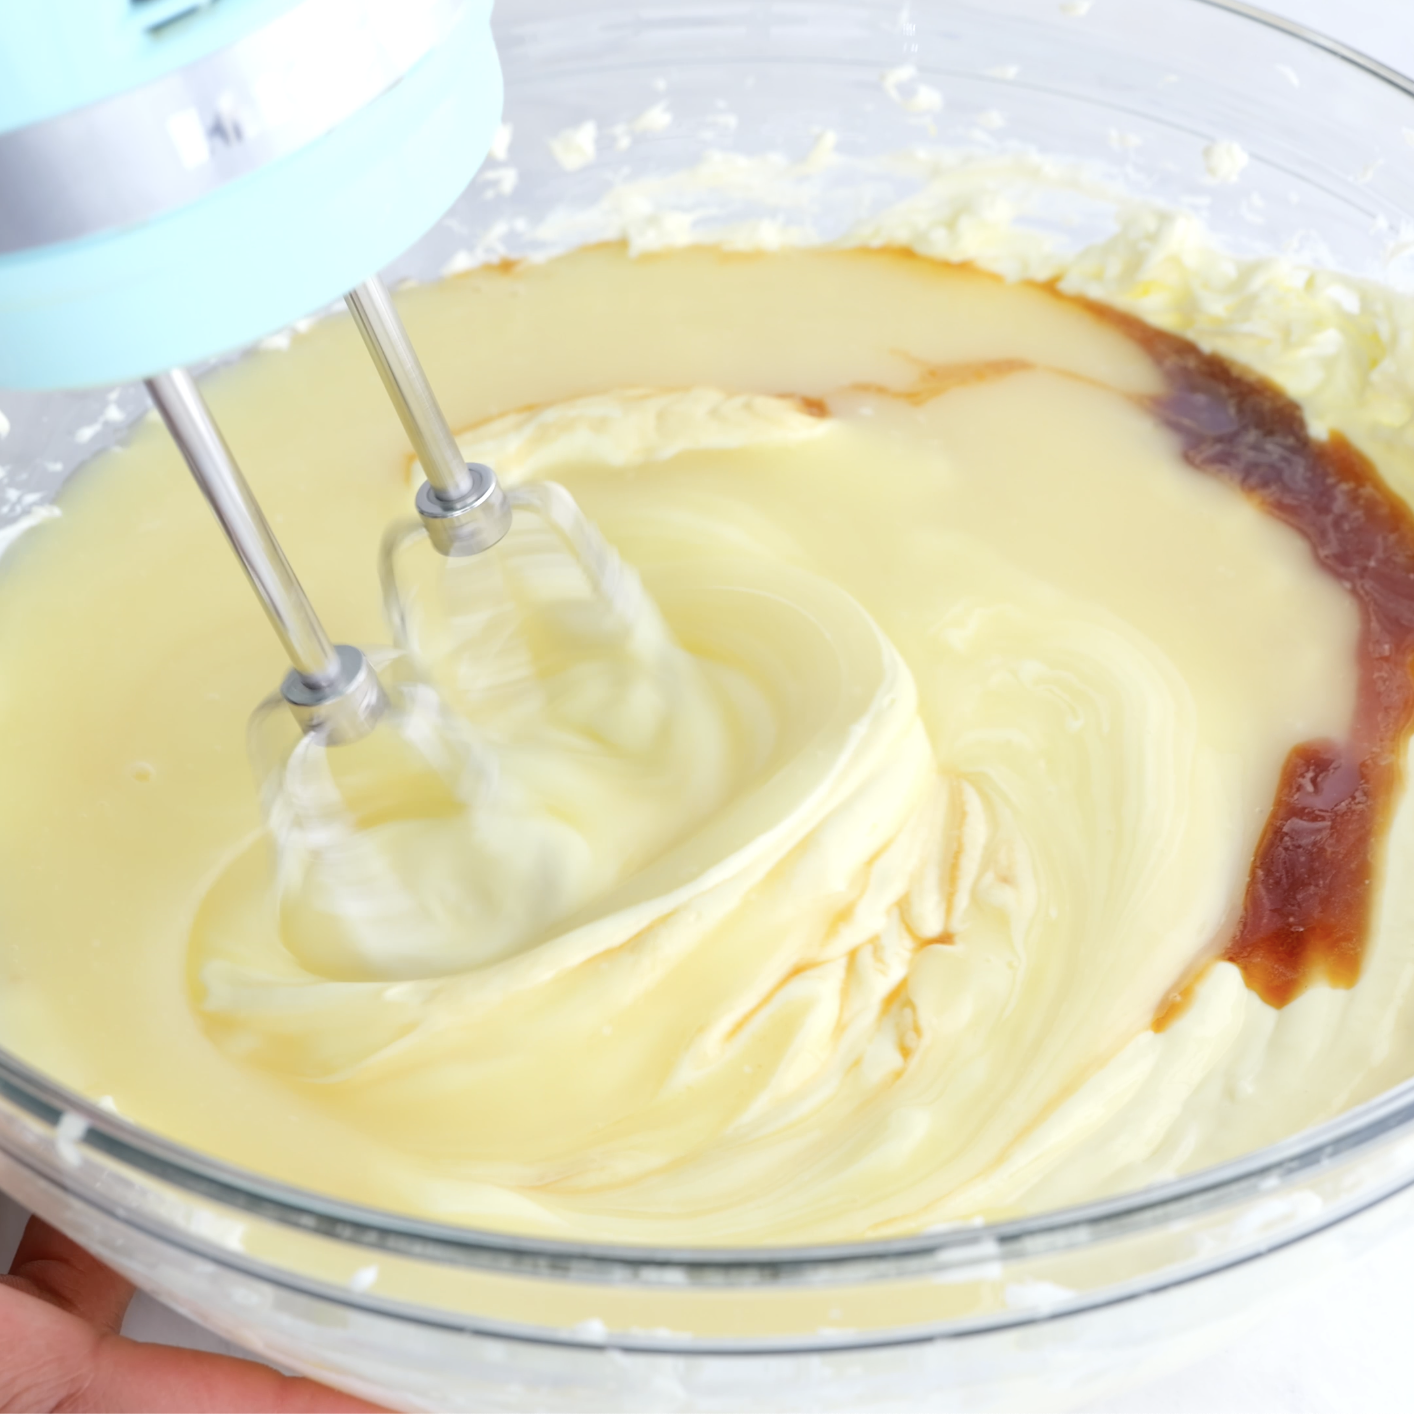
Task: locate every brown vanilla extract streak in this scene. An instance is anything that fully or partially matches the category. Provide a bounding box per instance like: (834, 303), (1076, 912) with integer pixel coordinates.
(1088, 301), (1414, 1011)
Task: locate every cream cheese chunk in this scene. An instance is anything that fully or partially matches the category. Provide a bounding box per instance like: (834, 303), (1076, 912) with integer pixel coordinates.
(0, 246), (1386, 1244)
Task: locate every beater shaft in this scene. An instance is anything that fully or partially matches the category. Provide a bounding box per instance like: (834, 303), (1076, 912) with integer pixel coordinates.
(346, 275), (474, 504)
(346, 275), (511, 557)
(146, 368), (385, 741)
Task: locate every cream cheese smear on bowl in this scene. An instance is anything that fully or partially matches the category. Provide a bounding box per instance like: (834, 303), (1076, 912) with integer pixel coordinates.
(4, 154), (1414, 1249)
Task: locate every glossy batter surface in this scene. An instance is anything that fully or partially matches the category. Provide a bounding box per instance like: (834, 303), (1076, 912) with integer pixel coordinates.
(0, 246), (1405, 1244)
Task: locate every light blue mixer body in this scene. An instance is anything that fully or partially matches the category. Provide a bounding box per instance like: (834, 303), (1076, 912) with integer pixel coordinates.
(0, 0), (502, 388)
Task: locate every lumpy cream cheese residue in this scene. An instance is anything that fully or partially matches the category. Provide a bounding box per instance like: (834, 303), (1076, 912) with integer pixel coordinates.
(3, 159), (1414, 1244)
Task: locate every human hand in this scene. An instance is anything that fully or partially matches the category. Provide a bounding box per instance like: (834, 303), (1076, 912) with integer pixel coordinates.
(2, 1216), (383, 1413)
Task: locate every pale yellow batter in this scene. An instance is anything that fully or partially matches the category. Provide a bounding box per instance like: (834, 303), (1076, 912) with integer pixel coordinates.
(0, 244), (1406, 1245)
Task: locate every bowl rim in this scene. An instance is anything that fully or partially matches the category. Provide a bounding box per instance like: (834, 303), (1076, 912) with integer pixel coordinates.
(4, 0), (1414, 1303)
(1195, 0), (1414, 101)
(6, 1036), (1414, 1289)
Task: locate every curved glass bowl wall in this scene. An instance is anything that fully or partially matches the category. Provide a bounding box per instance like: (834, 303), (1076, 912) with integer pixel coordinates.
(4, 2), (1414, 1409)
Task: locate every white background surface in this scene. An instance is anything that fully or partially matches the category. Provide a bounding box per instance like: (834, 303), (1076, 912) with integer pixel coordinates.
(5, 1), (1414, 1410)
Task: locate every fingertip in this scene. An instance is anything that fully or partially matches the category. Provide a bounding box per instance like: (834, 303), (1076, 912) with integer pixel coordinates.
(7, 1216), (136, 1333)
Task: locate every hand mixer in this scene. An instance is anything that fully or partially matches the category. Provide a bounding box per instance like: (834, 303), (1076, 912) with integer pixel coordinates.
(0, 0), (523, 745)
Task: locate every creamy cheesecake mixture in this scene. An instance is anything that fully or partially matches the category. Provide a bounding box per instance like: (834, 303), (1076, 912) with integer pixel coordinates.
(3, 233), (1414, 1245)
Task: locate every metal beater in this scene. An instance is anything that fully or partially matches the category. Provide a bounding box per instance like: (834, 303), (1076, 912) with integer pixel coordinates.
(146, 273), (514, 745)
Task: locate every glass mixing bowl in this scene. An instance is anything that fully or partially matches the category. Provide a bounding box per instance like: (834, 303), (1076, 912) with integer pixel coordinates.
(5, 1), (1414, 1408)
